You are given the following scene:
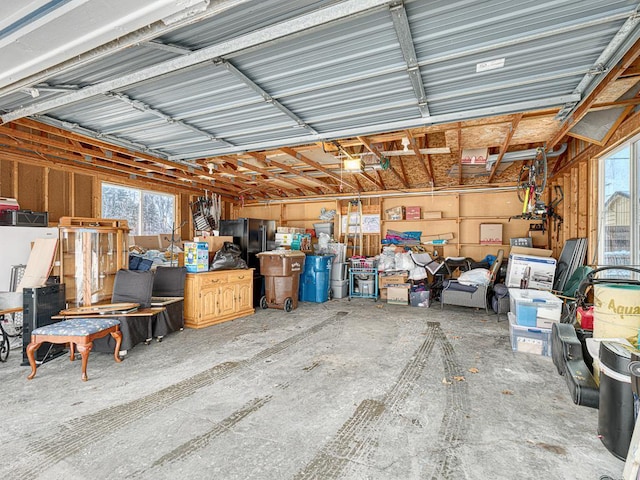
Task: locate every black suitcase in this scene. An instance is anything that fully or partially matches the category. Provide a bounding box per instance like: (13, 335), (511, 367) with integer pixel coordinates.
(564, 359), (599, 409)
(551, 322), (583, 376)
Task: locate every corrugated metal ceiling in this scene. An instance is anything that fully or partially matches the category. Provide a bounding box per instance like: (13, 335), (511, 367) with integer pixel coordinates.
(0, 0), (639, 164)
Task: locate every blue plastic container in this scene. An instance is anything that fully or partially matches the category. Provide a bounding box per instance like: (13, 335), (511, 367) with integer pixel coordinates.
(299, 255), (333, 302)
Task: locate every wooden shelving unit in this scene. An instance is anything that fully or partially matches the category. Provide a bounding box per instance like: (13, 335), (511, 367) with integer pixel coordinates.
(379, 190), (539, 259)
(232, 190), (539, 261)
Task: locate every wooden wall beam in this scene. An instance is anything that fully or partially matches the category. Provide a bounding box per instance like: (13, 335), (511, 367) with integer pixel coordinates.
(0, 150), (206, 197)
(570, 167), (578, 239)
(577, 162), (588, 238)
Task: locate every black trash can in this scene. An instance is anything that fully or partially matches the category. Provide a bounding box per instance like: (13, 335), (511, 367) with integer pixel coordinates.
(598, 341), (635, 460)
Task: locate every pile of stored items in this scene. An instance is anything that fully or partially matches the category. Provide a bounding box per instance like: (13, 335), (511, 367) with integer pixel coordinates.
(498, 236), (640, 470)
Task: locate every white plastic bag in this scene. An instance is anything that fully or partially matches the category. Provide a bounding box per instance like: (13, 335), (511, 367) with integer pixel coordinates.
(457, 268), (491, 286)
(409, 266), (428, 281)
(318, 232), (330, 250)
(395, 252), (414, 271)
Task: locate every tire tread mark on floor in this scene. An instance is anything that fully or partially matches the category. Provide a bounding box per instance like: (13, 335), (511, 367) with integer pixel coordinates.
(426, 326), (469, 480)
(19, 312), (347, 478)
(293, 321), (441, 480)
(126, 395), (273, 477)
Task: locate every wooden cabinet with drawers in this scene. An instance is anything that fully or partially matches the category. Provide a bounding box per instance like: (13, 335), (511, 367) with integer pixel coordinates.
(184, 269), (254, 328)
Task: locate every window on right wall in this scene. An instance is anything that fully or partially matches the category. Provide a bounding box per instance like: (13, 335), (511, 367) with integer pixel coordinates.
(598, 140), (638, 278)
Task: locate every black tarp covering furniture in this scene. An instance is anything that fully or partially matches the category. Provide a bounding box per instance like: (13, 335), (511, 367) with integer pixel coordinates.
(150, 266), (186, 340)
(93, 270), (158, 355)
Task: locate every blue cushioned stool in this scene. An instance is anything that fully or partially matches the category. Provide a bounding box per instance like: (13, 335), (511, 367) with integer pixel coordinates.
(26, 318), (122, 381)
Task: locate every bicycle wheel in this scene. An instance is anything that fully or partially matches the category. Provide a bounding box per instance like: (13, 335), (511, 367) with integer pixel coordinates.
(0, 331), (9, 362)
(533, 147), (547, 195)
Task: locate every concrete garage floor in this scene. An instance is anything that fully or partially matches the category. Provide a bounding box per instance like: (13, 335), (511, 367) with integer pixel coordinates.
(0, 300), (625, 480)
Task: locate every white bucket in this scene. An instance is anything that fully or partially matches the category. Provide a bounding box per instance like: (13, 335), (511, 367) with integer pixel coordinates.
(593, 284), (640, 345)
(356, 278), (375, 295)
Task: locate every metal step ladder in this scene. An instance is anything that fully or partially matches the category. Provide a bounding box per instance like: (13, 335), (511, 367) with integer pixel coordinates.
(342, 199), (364, 257)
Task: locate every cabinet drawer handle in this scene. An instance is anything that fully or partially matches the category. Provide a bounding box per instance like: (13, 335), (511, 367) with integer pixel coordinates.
(237, 275), (245, 279)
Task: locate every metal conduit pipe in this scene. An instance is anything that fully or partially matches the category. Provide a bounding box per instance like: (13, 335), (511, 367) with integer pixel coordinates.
(484, 143), (567, 171)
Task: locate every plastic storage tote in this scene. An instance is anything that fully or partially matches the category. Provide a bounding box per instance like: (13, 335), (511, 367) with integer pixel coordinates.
(508, 312), (552, 356)
(299, 255), (334, 303)
(257, 250), (306, 312)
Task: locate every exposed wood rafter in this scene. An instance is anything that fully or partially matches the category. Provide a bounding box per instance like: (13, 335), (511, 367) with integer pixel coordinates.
(279, 146), (358, 191)
(404, 130), (433, 185)
(488, 113), (523, 183)
(357, 136), (409, 188)
(247, 151), (332, 195)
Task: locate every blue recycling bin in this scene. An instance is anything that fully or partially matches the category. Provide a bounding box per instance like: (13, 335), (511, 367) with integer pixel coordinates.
(299, 255), (334, 303)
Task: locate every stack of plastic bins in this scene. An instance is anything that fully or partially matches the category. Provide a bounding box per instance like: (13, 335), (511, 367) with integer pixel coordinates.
(299, 255), (334, 303)
(330, 262), (349, 299)
(256, 250), (306, 312)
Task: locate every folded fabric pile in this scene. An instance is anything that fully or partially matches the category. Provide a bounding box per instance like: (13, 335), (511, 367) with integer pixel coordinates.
(381, 230), (422, 246)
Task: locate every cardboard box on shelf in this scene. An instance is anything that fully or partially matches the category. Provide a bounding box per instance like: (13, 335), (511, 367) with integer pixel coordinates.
(480, 223), (503, 245)
(385, 206), (405, 220)
(379, 272), (409, 288)
(405, 206), (421, 220)
(379, 288), (387, 301)
(387, 283), (411, 305)
(423, 211), (443, 219)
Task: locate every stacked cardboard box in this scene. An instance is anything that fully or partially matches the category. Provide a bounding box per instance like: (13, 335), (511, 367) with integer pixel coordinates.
(379, 272), (409, 303)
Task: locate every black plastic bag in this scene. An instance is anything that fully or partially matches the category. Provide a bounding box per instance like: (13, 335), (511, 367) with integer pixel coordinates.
(209, 242), (248, 271)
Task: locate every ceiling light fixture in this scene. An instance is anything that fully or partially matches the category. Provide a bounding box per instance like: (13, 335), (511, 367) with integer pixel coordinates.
(401, 136), (410, 152)
(206, 162), (215, 174)
(342, 157), (364, 172)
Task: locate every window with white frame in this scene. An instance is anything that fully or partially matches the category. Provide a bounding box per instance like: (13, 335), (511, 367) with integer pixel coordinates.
(101, 183), (175, 236)
(598, 139), (639, 276)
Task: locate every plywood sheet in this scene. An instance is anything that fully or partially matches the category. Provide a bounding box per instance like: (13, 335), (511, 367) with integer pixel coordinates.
(18, 163), (44, 211)
(0, 159), (16, 197)
(74, 173), (93, 217)
(512, 116), (561, 144)
(595, 77), (640, 103)
(48, 169), (70, 223)
(17, 238), (58, 289)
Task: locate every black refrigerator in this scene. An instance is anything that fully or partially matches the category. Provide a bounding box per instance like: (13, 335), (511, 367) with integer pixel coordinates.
(219, 218), (276, 307)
